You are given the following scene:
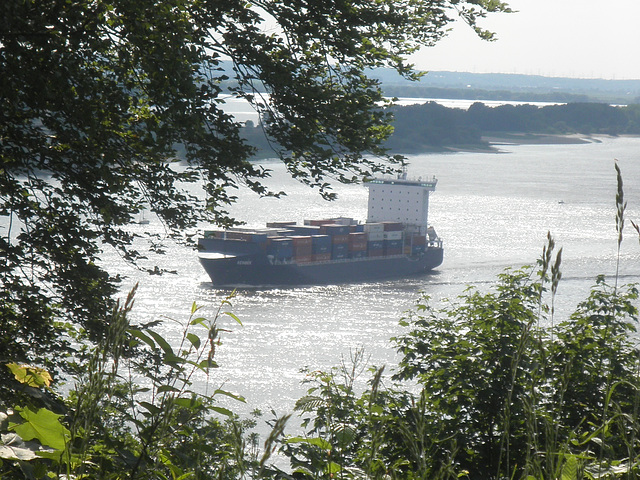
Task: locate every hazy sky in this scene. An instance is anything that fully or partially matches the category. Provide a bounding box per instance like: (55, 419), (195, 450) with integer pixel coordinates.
(410, 0), (640, 80)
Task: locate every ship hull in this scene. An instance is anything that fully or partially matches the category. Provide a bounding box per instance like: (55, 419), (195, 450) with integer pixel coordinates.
(199, 247), (443, 287)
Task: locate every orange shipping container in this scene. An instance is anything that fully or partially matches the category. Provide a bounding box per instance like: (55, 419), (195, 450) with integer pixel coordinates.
(348, 232), (367, 241)
(408, 235), (427, 246)
(290, 235), (313, 247)
(306, 219), (335, 226)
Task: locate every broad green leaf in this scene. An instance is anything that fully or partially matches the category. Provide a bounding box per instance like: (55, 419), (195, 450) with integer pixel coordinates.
(326, 461), (342, 474)
(10, 407), (69, 451)
(137, 401), (162, 415)
(210, 406), (234, 417)
(128, 329), (156, 349)
(186, 332), (201, 349)
(157, 385), (180, 393)
(286, 437), (332, 450)
(7, 363), (52, 388)
(561, 455), (578, 480)
(164, 353), (186, 365)
(190, 317), (208, 327)
(146, 330), (174, 355)
(174, 397), (204, 408)
(333, 425), (356, 446)
(295, 395), (324, 411)
(213, 389), (246, 403)
(197, 359), (218, 370)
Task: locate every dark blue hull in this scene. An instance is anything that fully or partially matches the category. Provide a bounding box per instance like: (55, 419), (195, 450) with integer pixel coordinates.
(199, 247), (443, 287)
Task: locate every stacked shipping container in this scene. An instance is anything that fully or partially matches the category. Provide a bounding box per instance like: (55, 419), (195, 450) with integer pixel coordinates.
(207, 217), (427, 263)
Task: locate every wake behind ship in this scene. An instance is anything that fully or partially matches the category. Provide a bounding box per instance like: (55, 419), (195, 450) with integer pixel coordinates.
(198, 172), (443, 286)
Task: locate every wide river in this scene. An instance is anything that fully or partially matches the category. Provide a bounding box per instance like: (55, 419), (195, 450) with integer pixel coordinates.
(113, 135), (640, 424)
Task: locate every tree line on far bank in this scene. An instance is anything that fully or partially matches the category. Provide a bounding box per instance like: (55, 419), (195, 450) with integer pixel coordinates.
(242, 101), (640, 156)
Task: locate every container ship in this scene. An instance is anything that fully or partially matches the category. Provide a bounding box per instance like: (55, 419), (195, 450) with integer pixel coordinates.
(198, 172), (443, 286)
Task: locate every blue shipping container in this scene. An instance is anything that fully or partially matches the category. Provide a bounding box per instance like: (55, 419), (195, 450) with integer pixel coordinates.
(267, 238), (294, 259)
(311, 235), (332, 253)
(411, 244), (426, 254)
(384, 239), (403, 249)
(289, 225), (322, 236)
(332, 243), (348, 255)
(367, 240), (384, 251)
(322, 224), (350, 235)
(331, 250), (348, 260)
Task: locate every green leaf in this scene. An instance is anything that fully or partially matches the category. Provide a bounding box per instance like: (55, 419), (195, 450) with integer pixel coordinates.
(223, 311), (242, 326)
(186, 332), (201, 349)
(164, 353), (186, 365)
(10, 407), (69, 451)
(157, 385), (180, 393)
(190, 317), (208, 327)
(198, 359), (218, 369)
(128, 329), (157, 349)
(213, 389), (246, 403)
(174, 397), (202, 409)
(210, 406), (234, 417)
(146, 330), (174, 355)
(295, 395), (324, 411)
(137, 401), (162, 416)
(7, 363), (52, 388)
(561, 455), (578, 480)
(286, 436), (332, 450)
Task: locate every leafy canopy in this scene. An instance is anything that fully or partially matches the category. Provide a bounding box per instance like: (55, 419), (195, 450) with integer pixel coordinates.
(0, 0), (510, 401)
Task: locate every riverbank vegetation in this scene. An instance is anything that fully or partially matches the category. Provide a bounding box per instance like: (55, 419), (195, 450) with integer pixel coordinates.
(243, 101), (640, 156)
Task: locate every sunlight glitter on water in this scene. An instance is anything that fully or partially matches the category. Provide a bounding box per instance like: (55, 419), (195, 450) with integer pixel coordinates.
(103, 136), (640, 424)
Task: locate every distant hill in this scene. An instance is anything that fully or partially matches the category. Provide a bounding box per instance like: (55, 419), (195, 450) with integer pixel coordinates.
(368, 69), (640, 104)
(213, 61), (640, 103)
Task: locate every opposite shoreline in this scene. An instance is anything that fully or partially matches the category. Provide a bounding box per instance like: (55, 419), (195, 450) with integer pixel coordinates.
(436, 133), (610, 154)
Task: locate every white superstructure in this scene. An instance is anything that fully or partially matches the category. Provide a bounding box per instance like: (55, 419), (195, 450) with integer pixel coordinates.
(365, 170), (437, 234)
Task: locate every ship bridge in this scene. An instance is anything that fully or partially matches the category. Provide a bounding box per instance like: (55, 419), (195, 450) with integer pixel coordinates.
(365, 171), (437, 234)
